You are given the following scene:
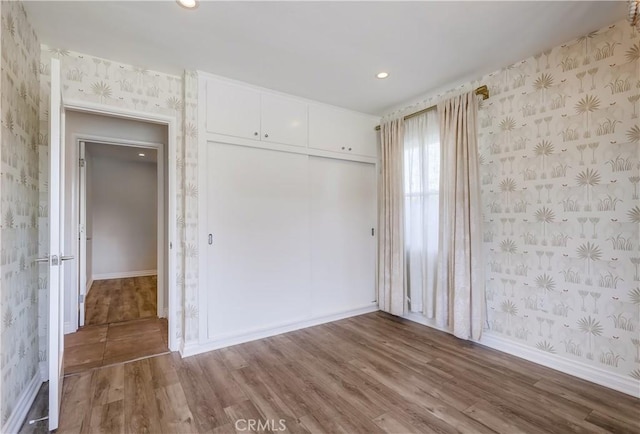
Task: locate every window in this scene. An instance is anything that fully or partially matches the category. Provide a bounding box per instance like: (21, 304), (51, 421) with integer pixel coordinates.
(403, 108), (440, 315)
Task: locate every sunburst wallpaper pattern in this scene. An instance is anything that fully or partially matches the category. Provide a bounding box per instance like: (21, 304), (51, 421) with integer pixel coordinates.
(478, 21), (640, 380)
(0, 1), (41, 425)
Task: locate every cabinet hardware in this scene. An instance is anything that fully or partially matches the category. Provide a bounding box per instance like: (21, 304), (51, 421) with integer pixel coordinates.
(348, 147), (352, 151)
(208, 234), (213, 245)
(254, 132), (259, 136)
(264, 133), (269, 138)
(371, 228), (375, 236)
(341, 147), (345, 150)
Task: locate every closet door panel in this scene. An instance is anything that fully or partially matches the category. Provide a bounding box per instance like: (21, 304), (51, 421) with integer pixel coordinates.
(205, 143), (311, 339)
(310, 157), (377, 317)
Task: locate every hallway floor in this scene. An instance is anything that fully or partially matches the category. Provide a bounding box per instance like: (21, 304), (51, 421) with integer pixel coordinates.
(85, 275), (158, 325)
(64, 276), (168, 375)
(64, 317), (169, 374)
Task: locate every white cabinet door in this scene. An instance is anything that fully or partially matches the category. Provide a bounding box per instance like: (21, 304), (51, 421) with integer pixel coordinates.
(260, 93), (308, 147)
(310, 157), (377, 316)
(205, 80), (261, 140)
(309, 105), (378, 157)
(205, 143), (311, 340)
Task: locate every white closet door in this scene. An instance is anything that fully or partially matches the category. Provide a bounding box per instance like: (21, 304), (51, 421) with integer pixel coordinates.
(310, 157), (377, 316)
(205, 143), (311, 340)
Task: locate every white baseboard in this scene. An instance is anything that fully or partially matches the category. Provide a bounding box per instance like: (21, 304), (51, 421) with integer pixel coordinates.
(181, 304), (379, 358)
(478, 332), (640, 398)
(1, 372), (43, 434)
(64, 321), (77, 335)
(92, 269), (157, 280)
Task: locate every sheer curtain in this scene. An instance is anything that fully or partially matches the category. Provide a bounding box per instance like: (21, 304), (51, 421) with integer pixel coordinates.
(404, 109), (440, 317)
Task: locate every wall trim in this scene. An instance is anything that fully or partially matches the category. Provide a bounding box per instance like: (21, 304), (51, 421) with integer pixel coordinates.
(477, 332), (640, 398)
(1, 373), (43, 434)
(181, 305), (379, 358)
(92, 270), (157, 280)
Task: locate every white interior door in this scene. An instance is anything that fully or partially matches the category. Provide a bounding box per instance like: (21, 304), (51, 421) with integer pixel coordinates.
(48, 58), (67, 431)
(78, 141), (86, 327)
(310, 157), (377, 316)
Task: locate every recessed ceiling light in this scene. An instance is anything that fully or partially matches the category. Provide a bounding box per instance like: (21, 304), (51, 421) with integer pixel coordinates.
(177, 0), (198, 9)
(376, 72), (389, 79)
(138, 153), (146, 157)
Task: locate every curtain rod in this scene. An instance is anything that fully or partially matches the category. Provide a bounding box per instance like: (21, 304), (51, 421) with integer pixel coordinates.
(374, 85), (489, 131)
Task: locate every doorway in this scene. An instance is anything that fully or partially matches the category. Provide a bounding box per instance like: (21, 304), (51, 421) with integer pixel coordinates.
(61, 110), (174, 374)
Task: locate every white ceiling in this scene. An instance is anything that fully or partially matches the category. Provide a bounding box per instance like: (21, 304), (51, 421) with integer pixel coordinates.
(24, 1), (627, 114)
(87, 142), (158, 164)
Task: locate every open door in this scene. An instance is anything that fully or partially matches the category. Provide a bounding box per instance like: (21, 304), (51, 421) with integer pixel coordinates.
(47, 58), (71, 431)
(78, 141), (87, 327)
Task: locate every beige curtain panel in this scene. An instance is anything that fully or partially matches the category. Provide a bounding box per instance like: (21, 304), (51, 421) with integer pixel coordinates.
(436, 91), (485, 340)
(378, 118), (405, 316)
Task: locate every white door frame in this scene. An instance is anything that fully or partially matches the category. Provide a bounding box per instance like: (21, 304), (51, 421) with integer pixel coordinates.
(75, 134), (166, 327)
(64, 99), (179, 352)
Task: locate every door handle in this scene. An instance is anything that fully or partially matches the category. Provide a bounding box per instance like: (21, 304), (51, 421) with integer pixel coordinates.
(34, 257), (49, 263)
(61, 255), (74, 261)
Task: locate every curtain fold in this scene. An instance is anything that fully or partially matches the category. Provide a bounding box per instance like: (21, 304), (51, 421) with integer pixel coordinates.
(404, 109), (440, 316)
(378, 118), (405, 316)
(436, 91), (485, 340)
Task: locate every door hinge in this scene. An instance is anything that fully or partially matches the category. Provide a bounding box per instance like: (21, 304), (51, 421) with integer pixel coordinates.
(79, 158), (86, 167)
(79, 294), (85, 303)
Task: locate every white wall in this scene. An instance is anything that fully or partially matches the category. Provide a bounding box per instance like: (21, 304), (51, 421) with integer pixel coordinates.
(63, 111), (167, 333)
(88, 146), (158, 277)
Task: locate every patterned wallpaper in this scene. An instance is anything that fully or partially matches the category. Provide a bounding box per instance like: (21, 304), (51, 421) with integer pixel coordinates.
(0, 1), (41, 425)
(478, 21), (639, 380)
(37, 47), (200, 359)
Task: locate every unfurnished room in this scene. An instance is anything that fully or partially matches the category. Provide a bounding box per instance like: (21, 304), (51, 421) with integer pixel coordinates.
(0, 1), (639, 433)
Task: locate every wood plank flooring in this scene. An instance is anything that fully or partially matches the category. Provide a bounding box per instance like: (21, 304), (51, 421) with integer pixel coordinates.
(52, 312), (639, 434)
(64, 317), (169, 374)
(85, 276), (157, 326)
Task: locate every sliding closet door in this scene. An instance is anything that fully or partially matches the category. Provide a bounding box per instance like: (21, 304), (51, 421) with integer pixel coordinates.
(310, 157), (377, 316)
(205, 143), (311, 339)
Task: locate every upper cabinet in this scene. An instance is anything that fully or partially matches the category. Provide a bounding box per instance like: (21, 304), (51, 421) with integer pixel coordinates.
(206, 79), (261, 140)
(202, 74), (379, 158)
(261, 94), (308, 147)
(205, 78), (308, 147)
(309, 104), (378, 158)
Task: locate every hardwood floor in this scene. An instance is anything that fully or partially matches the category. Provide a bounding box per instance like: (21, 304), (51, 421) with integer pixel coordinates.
(85, 276), (157, 326)
(53, 312), (640, 434)
(64, 318), (169, 374)
(65, 276), (167, 374)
